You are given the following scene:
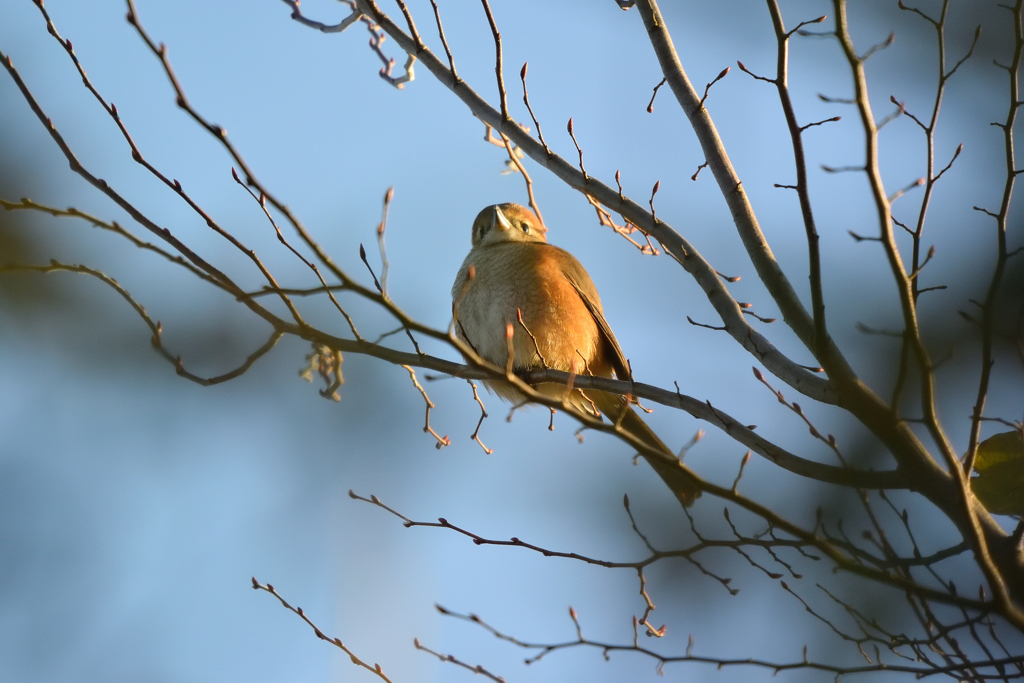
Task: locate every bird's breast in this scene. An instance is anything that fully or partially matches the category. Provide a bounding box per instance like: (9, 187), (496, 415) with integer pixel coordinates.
(452, 243), (605, 375)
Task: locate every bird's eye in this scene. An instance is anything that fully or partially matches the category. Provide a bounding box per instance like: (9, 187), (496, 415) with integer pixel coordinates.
(521, 222), (531, 235)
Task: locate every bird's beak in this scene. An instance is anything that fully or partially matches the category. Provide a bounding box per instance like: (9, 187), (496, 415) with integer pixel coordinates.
(492, 206), (514, 232)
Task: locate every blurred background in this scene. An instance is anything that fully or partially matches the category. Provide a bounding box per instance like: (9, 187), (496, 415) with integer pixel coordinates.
(1, 1), (1021, 681)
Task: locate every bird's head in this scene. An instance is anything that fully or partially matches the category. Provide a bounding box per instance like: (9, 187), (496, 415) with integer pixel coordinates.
(470, 203), (547, 247)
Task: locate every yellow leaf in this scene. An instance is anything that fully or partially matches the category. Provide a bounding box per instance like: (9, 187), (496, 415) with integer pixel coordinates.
(970, 430), (1024, 517)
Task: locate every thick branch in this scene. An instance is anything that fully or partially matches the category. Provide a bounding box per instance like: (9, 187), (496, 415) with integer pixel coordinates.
(634, 0), (851, 378)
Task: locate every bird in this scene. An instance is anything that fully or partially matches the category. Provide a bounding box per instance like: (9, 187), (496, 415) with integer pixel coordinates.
(451, 202), (700, 507)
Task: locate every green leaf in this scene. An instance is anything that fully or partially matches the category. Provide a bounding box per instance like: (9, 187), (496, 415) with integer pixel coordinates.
(970, 430), (1024, 517)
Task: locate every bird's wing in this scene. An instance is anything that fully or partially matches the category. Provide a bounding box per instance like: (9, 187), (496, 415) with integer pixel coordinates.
(555, 247), (702, 508)
(555, 250), (633, 382)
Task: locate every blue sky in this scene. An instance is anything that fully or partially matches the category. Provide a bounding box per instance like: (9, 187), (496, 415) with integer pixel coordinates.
(1, 1), (1021, 681)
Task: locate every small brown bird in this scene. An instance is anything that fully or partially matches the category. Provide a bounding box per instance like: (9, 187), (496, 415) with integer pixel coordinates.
(452, 203), (700, 507)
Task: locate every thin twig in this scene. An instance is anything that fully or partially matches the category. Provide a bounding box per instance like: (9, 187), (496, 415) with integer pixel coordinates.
(480, 0), (507, 120)
(500, 132), (544, 227)
(252, 578), (395, 683)
(520, 62), (551, 154)
(403, 365), (450, 448)
(428, 0), (458, 81)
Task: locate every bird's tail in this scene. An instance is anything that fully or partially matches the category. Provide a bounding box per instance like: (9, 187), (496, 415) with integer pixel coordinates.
(590, 392), (701, 508)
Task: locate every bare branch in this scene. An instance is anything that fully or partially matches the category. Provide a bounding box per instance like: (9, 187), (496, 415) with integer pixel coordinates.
(519, 62), (550, 154)
(646, 77), (667, 113)
(428, 0), (457, 80)
(480, 0), (507, 121)
(252, 578), (395, 682)
(698, 66), (730, 109)
(402, 365), (450, 449)
(279, 0), (362, 34)
(414, 638), (506, 682)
